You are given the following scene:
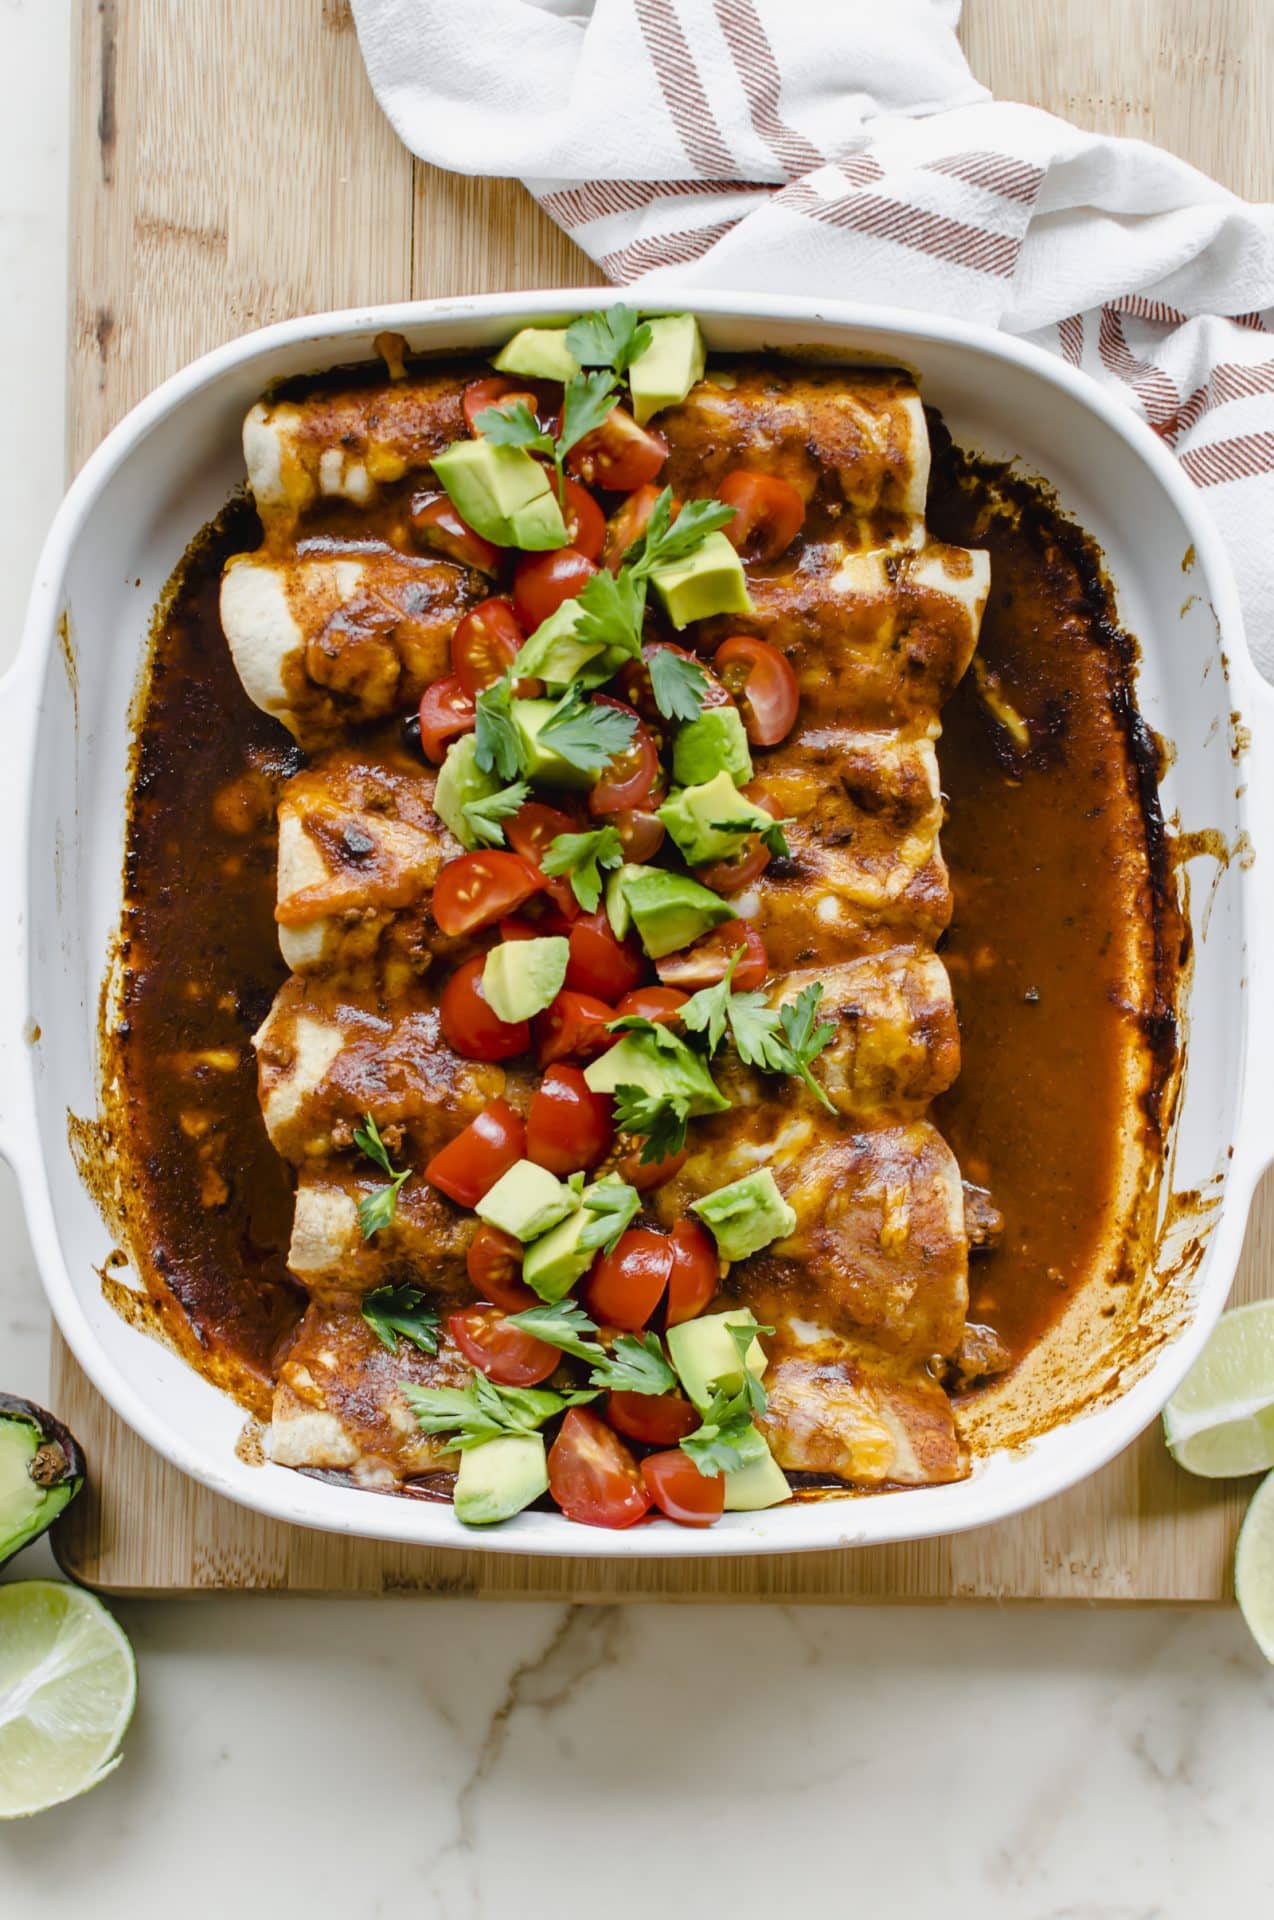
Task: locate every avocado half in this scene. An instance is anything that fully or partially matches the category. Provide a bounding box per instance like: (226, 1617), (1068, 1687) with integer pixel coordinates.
(0, 1394), (86, 1567)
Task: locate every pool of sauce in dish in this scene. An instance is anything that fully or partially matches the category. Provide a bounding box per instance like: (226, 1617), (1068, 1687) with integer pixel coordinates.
(109, 440), (1171, 1418)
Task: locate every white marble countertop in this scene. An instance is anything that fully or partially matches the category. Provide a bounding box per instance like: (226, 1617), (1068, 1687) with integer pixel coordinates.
(1, 5), (1271, 1910)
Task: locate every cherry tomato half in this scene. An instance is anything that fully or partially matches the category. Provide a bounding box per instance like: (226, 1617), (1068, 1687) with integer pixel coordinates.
(451, 596), (525, 697)
(440, 953), (530, 1061)
(656, 922), (769, 993)
(713, 635), (801, 747)
(716, 470), (806, 563)
(561, 478), (606, 561)
(566, 909), (646, 1001)
(463, 376), (540, 437)
(587, 697), (661, 818)
(513, 548), (597, 632)
(418, 675), (476, 763)
(641, 1448), (725, 1527)
(410, 494), (501, 573)
(548, 1407), (651, 1529)
(466, 1223), (537, 1313)
(526, 1065), (615, 1176)
(602, 482), (663, 572)
(583, 1227), (673, 1332)
(607, 1390), (700, 1447)
(620, 1141), (687, 1194)
(613, 985), (688, 1026)
(566, 406), (667, 492)
(535, 989), (617, 1066)
(448, 1306), (559, 1387)
(506, 800), (582, 920)
(433, 851), (544, 936)
(695, 838), (771, 897)
(613, 808), (666, 862)
(425, 1099), (526, 1208)
(665, 1219), (720, 1326)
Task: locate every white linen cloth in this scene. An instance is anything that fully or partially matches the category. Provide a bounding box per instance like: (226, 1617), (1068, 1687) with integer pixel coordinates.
(351, 0), (1274, 672)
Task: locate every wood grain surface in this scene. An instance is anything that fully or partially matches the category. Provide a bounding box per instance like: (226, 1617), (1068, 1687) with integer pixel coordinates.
(53, 0), (1274, 1596)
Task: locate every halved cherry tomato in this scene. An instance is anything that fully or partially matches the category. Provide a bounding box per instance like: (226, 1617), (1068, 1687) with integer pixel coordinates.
(614, 985), (688, 1026)
(566, 406), (667, 492)
(433, 851), (544, 936)
(641, 1448), (725, 1527)
(513, 548), (596, 631)
(695, 839), (771, 896)
(535, 989), (617, 1066)
(587, 697), (661, 818)
(506, 799), (582, 920)
(451, 596), (525, 697)
(602, 482), (663, 572)
(713, 635), (801, 747)
(410, 493), (501, 573)
(448, 1305), (559, 1387)
(620, 1141), (687, 1194)
(463, 376), (540, 436)
(497, 916), (541, 943)
(583, 1227), (673, 1331)
(607, 1390), (700, 1446)
(561, 478), (606, 561)
(566, 909), (646, 1000)
(526, 1065), (615, 1176)
(548, 1407), (651, 1529)
(418, 675), (476, 763)
(613, 808), (666, 862)
(614, 640), (731, 730)
(440, 953), (530, 1061)
(466, 1223), (536, 1313)
(665, 1219), (719, 1326)
(425, 1099), (525, 1208)
(656, 922), (769, 993)
(716, 470), (806, 563)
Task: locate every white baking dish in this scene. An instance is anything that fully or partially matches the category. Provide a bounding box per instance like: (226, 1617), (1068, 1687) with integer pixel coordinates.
(5, 289), (1274, 1559)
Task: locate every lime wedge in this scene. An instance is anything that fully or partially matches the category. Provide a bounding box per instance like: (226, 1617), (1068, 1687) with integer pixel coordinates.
(1163, 1300), (1274, 1477)
(0, 1581), (136, 1819)
(1236, 1471), (1274, 1662)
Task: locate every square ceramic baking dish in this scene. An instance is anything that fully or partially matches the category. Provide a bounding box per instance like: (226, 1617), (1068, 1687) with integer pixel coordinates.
(5, 289), (1273, 1558)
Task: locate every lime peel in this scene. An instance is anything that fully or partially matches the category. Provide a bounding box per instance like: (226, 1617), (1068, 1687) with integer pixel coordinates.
(1163, 1300), (1274, 1479)
(1235, 1470), (1274, 1664)
(0, 1580), (136, 1819)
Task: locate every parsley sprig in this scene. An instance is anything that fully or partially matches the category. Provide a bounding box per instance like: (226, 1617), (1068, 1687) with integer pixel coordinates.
(712, 813), (795, 860)
(612, 1085), (691, 1165)
(402, 1374), (597, 1451)
(565, 303), (653, 377)
(542, 825), (624, 912)
(463, 780), (529, 848)
(361, 1285), (440, 1356)
(679, 1381), (758, 1476)
(473, 675), (527, 781)
(475, 368), (619, 507)
(507, 1299), (681, 1397)
(681, 968), (837, 1112)
(353, 1113), (411, 1237)
(576, 1176), (642, 1254)
(538, 683), (639, 774)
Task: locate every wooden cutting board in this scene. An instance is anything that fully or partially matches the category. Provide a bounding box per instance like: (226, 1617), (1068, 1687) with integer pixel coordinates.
(53, 0), (1273, 1597)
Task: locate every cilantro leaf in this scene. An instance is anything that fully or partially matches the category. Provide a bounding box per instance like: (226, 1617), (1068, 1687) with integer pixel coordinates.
(402, 1374), (597, 1451)
(679, 1382), (758, 1477)
(463, 780), (530, 849)
(611, 1084), (690, 1164)
(353, 1113), (410, 1238)
(648, 646), (709, 722)
(577, 1176), (642, 1254)
(724, 991), (792, 1075)
(680, 950), (741, 1054)
(565, 304), (653, 377)
(712, 815), (795, 860)
(542, 825), (624, 912)
(726, 1319), (774, 1416)
(571, 565), (646, 662)
(361, 1285), (440, 1356)
(506, 1298), (600, 1361)
(473, 674), (528, 782)
(588, 1331), (679, 1396)
(538, 684), (638, 775)
(559, 368), (621, 457)
(625, 489), (737, 577)
(777, 983), (837, 1110)
(472, 398), (554, 458)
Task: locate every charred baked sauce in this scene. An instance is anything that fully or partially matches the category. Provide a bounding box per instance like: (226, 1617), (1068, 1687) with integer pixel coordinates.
(111, 423), (1167, 1417)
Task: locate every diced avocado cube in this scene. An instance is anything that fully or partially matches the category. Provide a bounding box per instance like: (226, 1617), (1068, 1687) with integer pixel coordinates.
(650, 531), (752, 629)
(628, 314), (706, 426)
(492, 327), (581, 384)
(667, 1309), (768, 1412)
(584, 1028), (728, 1116)
(453, 1434), (549, 1525)
(513, 601), (606, 689)
(672, 705), (753, 788)
(431, 439), (568, 551)
(510, 698), (596, 790)
(692, 1169), (796, 1262)
(476, 1160), (579, 1243)
(658, 769), (775, 867)
(604, 863), (643, 939)
(483, 936), (569, 1024)
(621, 867), (737, 959)
(722, 1427), (791, 1512)
(523, 1208), (598, 1304)
(433, 735), (499, 849)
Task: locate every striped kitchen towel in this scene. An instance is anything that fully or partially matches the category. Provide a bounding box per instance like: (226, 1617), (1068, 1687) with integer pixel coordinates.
(351, 0), (1274, 672)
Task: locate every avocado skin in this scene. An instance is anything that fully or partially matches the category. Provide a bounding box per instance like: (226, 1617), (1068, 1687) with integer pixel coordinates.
(453, 1434), (549, 1525)
(0, 1395), (86, 1568)
(672, 706), (754, 788)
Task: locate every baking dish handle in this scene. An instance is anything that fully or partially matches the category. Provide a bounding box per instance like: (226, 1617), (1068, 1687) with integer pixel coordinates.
(1236, 672), (1274, 1190)
(0, 642), (41, 1180)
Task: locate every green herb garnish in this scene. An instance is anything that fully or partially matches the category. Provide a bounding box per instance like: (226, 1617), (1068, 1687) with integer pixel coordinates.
(473, 674), (528, 781)
(649, 648), (710, 722)
(475, 368), (619, 507)
(588, 1331), (678, 1396)
(679, 1382), (758, 1477)
(506, 1299), (601, 1361)
(538, 683), (639, 774)
(565, 303), (654, 377)
(542, 824), (625, 911)
(463, 780), (530, 848)
(682, 974), (836, 1111)
(711, 815), (795, 860)
(402, 1373), (597, 1451)
(352, 1113), (411, 1238)
(611, 1085), (691, 1165)
(361, 1285), (441, 1356)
